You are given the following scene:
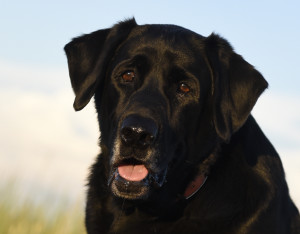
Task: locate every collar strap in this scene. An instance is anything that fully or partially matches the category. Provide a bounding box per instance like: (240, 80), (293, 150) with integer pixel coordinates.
(184, 173), (207, 199)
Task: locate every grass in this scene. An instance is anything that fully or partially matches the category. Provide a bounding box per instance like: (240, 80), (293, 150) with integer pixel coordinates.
(0, 182), (86, 234)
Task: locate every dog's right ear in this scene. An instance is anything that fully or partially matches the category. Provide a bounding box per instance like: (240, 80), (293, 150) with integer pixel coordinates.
(64, 18), (137, 111)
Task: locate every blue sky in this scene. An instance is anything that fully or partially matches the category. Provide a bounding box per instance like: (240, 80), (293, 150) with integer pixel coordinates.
(1, 1), (300, 93)
(1, 1), (300, 208)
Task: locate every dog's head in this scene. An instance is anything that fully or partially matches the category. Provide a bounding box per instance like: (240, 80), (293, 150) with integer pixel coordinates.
(65, 18), (267, 201)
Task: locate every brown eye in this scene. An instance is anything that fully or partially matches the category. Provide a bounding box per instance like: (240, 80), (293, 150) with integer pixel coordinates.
(122, 71), (135, 82)
(178, 83), (190, 94)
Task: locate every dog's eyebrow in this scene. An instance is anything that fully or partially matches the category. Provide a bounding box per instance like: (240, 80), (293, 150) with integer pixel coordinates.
(131, 54), (149, 63)
(169, 66), (196, 82)
(112, 54), (146, 67)
(131, 47), (158, 60)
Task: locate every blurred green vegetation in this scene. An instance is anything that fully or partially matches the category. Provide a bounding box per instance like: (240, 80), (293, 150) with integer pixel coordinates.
(0, 182), (86, 234)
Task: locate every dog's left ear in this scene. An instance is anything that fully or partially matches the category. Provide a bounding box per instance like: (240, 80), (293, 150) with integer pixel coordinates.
(205, 34), (268, 142)
(64, 18), (137, 111)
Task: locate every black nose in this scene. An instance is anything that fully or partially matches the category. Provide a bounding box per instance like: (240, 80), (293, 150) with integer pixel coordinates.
(120, 115), (158, 148)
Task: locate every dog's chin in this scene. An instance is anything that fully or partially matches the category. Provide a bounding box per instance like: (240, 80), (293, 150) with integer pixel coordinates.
(111, 175), (150, 200)
(109, 168), (167, 200)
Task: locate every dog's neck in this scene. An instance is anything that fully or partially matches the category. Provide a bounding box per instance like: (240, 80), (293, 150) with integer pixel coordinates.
(182, 150), (220, 199)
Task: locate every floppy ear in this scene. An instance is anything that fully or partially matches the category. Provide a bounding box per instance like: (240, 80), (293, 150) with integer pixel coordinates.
(205, 34), (268, 142)
(64, 18), (137, 111)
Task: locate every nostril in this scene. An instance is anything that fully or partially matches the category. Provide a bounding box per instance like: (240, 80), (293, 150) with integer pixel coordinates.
(121, 126), (155, 147)
(120, 127), (136, 145)
(120, 115), (158, 148)
(138, 132), (155, 147)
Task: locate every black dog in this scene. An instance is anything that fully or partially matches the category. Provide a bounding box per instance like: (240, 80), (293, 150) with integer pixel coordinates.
(64, 18), (300, 233)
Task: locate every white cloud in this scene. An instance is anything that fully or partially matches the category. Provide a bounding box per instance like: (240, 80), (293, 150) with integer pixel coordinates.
(253, 92), (300, 148)
(0, 59), (68, 92)
(0, 88), (99, 205)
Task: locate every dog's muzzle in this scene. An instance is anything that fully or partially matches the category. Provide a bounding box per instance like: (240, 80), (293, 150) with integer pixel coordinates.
(108, 115), (168, 199)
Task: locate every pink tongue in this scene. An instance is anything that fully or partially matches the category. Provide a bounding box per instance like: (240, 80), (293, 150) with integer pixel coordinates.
(118, 165), (148, 182)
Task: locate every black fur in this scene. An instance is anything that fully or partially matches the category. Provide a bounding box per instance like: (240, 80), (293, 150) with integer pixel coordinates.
(65, 18), (300, 234)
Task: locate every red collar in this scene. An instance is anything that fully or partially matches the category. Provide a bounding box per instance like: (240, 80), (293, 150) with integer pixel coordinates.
(183, 173), (207, 199)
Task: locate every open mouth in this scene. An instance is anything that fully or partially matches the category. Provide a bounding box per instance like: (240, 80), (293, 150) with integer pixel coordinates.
(109, 158), (167, 200)
(118, 164), (149, 182)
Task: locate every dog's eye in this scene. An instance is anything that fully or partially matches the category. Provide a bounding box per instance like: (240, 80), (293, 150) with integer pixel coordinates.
(122, 71), (135, 82)
(178, 83), (190, 94)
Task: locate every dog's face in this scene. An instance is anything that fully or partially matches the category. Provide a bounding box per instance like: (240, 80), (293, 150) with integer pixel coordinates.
(101, 26), (213, 200)
(64, 19), (267, 201)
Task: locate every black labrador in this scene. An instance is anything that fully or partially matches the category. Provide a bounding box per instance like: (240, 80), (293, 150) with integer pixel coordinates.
(64, 18), (300, 234)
